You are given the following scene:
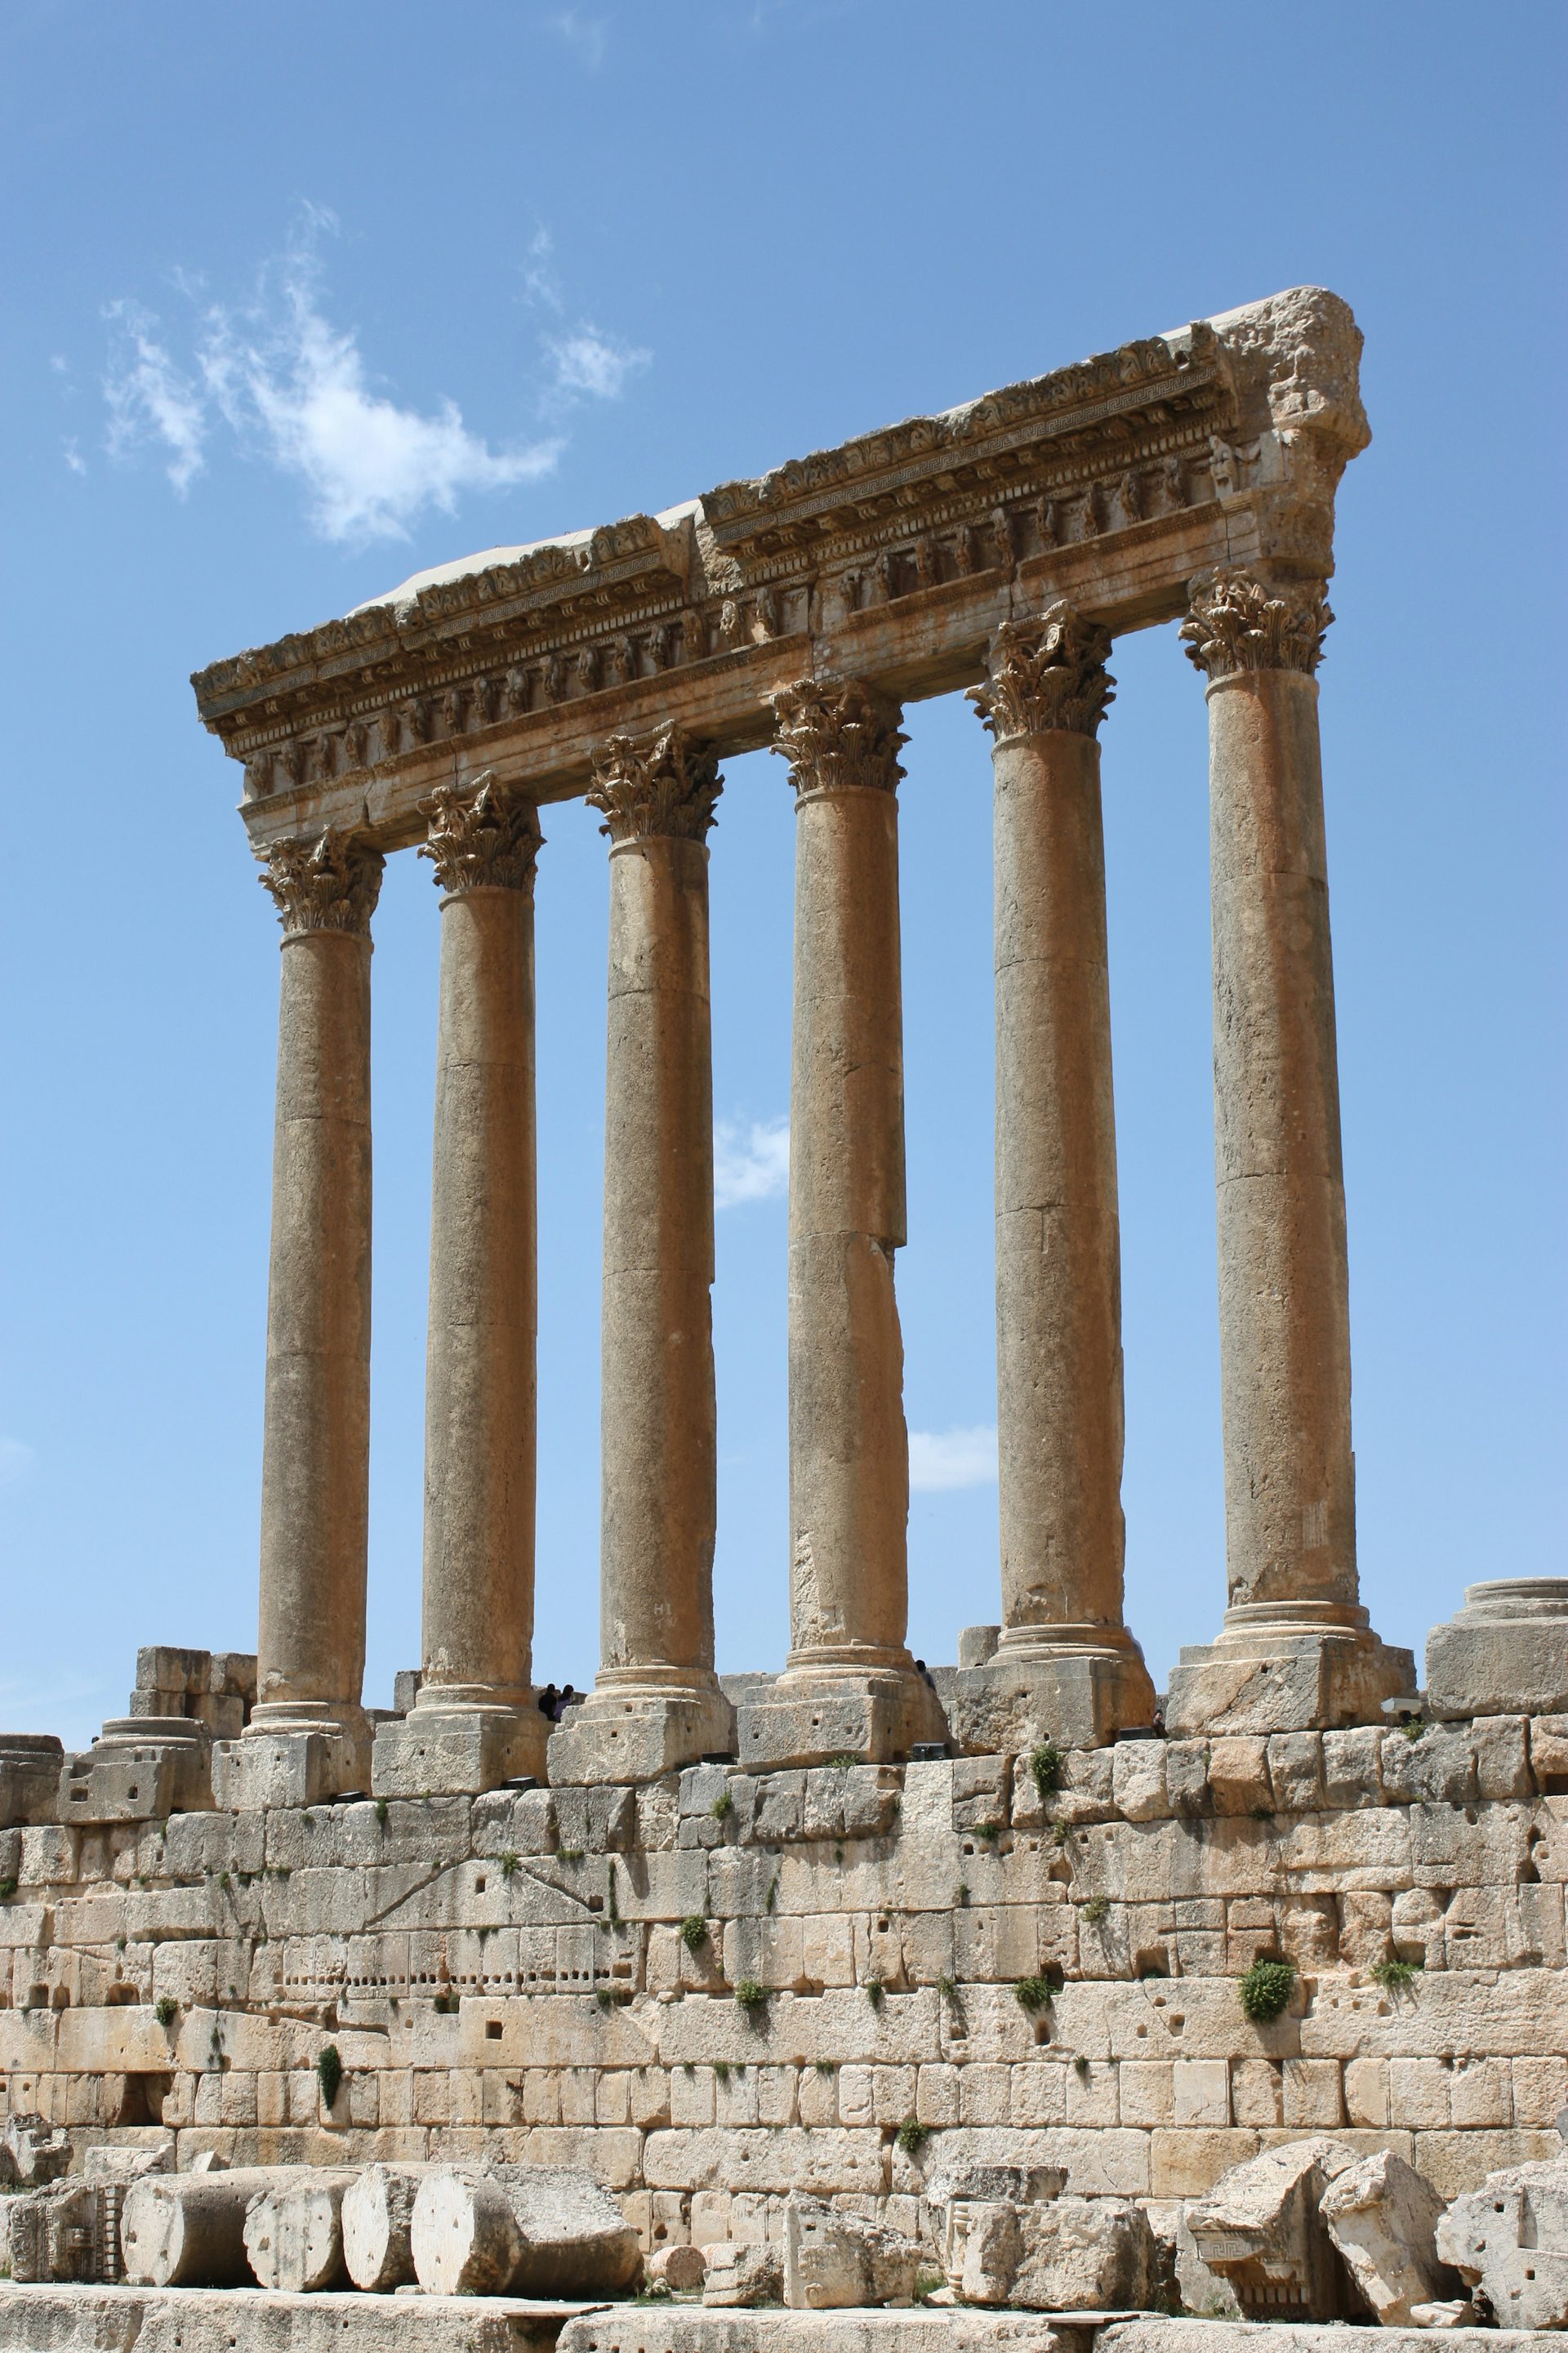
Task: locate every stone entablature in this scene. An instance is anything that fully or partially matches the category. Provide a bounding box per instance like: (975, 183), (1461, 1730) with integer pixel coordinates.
(2, 1722), (1566, 2236)
(191, 287), (1367, 851)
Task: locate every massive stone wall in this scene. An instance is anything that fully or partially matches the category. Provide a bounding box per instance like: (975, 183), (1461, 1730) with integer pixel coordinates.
(4, 1719), (1565, 2255)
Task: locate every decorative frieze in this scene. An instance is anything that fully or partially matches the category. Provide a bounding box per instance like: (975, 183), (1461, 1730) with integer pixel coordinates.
(418, 773), (542, 896)
(967, 606), (1116, 742)
(256, 828), (385, 938)
(769, 678), (906, 797)
(1181, 568), (1333, 681)
(586, 726), (722, 844)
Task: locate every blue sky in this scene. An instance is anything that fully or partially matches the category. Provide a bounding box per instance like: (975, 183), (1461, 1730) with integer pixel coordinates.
(2, 1), (1563, 1749)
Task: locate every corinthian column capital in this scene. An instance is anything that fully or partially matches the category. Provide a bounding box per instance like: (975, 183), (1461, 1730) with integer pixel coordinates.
(1181, 567), (1333, 681)
(587, 725), (721, 844)
(418, 773), (542, 894)
(769, 677), (906, 795)
(257, 828), (384, 938)
(967, 605), (1116, 742)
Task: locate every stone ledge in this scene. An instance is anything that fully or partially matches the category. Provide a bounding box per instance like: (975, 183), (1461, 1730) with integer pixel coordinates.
(0, 2284), (603, 2351)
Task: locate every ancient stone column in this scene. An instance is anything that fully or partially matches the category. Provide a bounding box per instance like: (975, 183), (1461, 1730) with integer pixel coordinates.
(1166, 569), (1412, 1733)
(947, 608), (1155, 1750)
(735, 678), (946, 1769)
(243, 828), (383, 1802)
(547, 726), (734, 1784)
(372, 777), (549, 1798)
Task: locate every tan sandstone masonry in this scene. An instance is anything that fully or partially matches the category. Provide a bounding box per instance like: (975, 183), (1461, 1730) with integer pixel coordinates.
(2, 1718), (1566, 2239)
(548, 728), (733, 1786)
(735, 682), (946, 1771)
(374, 780), (549, 1800)
(246, 832), (384, 1800)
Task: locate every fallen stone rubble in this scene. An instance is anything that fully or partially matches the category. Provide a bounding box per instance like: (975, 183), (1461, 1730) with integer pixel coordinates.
(1, 2134), (1565, 2329)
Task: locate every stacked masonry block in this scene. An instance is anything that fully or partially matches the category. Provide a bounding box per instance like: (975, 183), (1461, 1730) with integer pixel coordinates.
(2, 1719), (1565, 2254)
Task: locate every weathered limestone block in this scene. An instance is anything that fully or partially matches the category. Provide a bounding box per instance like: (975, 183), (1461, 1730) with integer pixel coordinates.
(410, 2163), (642, 2298)
(0, 2112), (71, 2186)
(1435, 2152), (1568, 2330)
(243, 2168), (359, 2292)
(702, 2238), (785, 2306)
(1113, 1743), (1169, 1823)
(1321, 1725), (1383, 1809)
(782, 2193), (920, 2308)
(4, 2180), (122, 2284)
(0, 1736), (65, 1829)
(121, 2167), (283, 2286)
(1317, 2148), (1456, 2324)
(1208, 1740), (1272, 1818)
(1185, 2138), (1359, 2320)
(1380, 1726), (1477, 1807)
(1426, 1580), (1568, 1721)
(1011, 2195), (1157, 2311)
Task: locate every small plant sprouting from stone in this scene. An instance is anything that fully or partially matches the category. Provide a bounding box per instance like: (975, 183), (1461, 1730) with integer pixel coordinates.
(936, 1972), (957, 2003)
(714, 2059), (730, 2082)
(710, 1789), (734, 1822)
(1013, 1976), (1054, 2016)
(596, 1986), (632, 2011)
(975, 1820), (1002, 1844)
(1237, 1956), (1296, 2023)
(500, 1850), (519, 1880)
(372, 1797), (388, 1827)
(316, 2044), (343, 2108)
(895, 2115), (929, 2156)
(115, 1935), (127, 1954)
(915, 2269), (946, 2304)
(1402, 1714), (1428, 1742)
(555, 1847), (585, 1864)
(0, 1877), (19, 1902)
(826, 1754), (861, 1770)
(956, 1881), (970, 1906)
(1074, 2052), (1090, 2076)
(765, 1873), (780, 1913)
(217, 1871), (232, 1892)
(154, 1996), (178, 2028)
(433, 1989), (457, 2014)
(1370, 1955), (1423, 1992)
(815, 2058), (837, 2076)
(735, 1978), (768, 2013)
(1030, 1742), (1063, 1798)
(679, 1915), (709, 1952)
(1051, 1820), (1071, 1848)
(864, 1975), (885, 2009)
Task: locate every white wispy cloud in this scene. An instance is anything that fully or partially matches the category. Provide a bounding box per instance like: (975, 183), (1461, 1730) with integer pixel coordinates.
(97, 213), (648, 546)
(0, 1436), (36, 1489)
(103, 301), (207, 492)
(544, 325), (648, 404)
(714, 1116), (790, 1210)
(907, 1424), (998, 1493)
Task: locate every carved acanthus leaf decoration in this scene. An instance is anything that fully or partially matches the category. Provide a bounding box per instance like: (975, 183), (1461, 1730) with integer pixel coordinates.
(769, 677), (906, 796)
(587, 726), (722, 844)
(258, 828), (385, 938)
(418, 773), (542, 894)
(1180, 568), (1332, 680)
(967, 606), (1115, 742)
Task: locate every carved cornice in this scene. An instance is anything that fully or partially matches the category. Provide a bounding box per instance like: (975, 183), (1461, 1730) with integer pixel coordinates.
(770, 678), (906, 795)
(418, 773), (542, 895)
(1180, 568), (1332, 681)
(586, 726), (721, 844)
(258, 829), (385, 938)
(192, 289), (1366, 831)
(968, 606), (1115, 742)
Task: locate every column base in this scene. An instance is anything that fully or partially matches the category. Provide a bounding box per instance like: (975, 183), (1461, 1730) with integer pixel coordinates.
(937, 1629), (1157, 1753)
(372, 1696), (549, 1797)
(734, 1656), (948, 1770)
(1425, 1578), (1568, 1721)
(546, 1677), (736, 1787)
(57, 1717), (213, 1825)
(1165, 1602), (1415, 1736)
(212, 1701), (372, 1809)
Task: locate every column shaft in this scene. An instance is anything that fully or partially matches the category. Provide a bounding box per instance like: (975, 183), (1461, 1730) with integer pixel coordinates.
(1167, 570), (1412, 1732)
(950, 611), (1153, 1749)
(547, 727), (733, 1784)
(376, 778), (548, 1796)
(250, 829), (383, 1794)
(736, 678), (945, 1768)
